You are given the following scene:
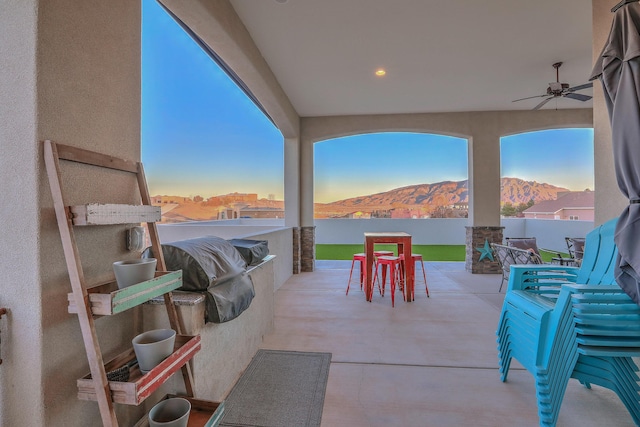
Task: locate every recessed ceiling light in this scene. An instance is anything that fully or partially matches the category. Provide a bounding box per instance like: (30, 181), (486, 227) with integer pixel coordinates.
(375, 69), (386, 77)
(275, 0), (288, 3)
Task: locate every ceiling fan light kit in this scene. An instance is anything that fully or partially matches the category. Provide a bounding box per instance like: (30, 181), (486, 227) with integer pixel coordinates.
(513, 61), (593, 110)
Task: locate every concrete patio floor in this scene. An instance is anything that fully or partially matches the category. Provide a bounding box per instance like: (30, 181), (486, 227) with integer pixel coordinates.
(259, 261), (635, 427)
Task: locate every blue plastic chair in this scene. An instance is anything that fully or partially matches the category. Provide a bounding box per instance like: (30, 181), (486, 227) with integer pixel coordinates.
(496, 219), (640, 426)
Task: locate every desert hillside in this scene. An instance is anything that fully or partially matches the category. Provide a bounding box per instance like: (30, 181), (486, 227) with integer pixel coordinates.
(154, 177), (568, 221)
(327, 177), (567, 207)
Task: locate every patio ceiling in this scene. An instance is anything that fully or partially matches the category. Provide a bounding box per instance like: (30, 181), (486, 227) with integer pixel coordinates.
(229, 0), (593, 117)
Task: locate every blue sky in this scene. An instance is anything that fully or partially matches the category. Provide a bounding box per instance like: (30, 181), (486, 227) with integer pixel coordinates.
(142, 0), (594, 203)
(314, 133), (468, 203)
(501, 129), (594, 191)
(142, 0), (283, 199)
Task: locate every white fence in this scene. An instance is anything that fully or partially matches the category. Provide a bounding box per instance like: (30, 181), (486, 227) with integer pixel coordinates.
(314, 219), (468, 245)
(501, 218), (594, 253)
(315, 218), (594, 253)
(157, 217), (595, 257)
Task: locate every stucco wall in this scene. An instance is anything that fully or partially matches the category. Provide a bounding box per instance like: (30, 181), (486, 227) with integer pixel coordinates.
(0, 1), (42, 426)
(300, 109), (593, 228)
(284, 137), (301, 227)
(35, 1), (144, 426)
(237, 229), (293, 291)
(142, 257), (276, 403)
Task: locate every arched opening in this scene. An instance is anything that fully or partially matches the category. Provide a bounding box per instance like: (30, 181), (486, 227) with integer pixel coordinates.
(499, 128), (594, 220)
(141, 0), (284, 223)
(313, 132), (468, 219)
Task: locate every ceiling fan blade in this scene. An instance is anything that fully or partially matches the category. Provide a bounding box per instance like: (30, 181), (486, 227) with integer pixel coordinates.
(567, 82), (593, 92)
(533, 97), (554, 110)
(512, 94), (547, 102)
(564, 92), (592, 102)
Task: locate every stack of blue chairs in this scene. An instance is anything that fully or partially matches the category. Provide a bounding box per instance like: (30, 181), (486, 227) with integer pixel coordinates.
(568, 284), (640, 424)
(496, 219), (640, 426)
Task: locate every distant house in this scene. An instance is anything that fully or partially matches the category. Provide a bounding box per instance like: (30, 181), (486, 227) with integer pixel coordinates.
(347, 211), (371, 219)
(371, 209), (391, 219)
(151, 195), (191, 204)
(331, 211), (372, 219)
(206, 192), (258, 206)
(237, 206), (285, 219)
(217, 204), (284, 219)
(217, 206), (235, 220)
(523, 191), (594, 220)
(390, 209), (425, 219)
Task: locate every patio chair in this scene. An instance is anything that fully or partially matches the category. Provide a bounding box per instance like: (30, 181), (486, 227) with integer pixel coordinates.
(495, 219), (640, 427)
(550, 237), (586, 266)
(566, 237), (585, 265)
(505, 237), (561, 262)
(491, 243), (543, 292)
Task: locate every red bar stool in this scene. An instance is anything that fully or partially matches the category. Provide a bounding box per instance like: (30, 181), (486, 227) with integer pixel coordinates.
(373, 249), (394, 285)
(373, 255), (402, 307)
(374, 250), (394, 257)
(399, 253), (429, 299)
(346, 253), (366, 295)
(373, 251), (394, 288)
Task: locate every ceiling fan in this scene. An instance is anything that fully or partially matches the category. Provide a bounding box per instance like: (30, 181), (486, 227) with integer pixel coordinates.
(513, 62), (593, 110)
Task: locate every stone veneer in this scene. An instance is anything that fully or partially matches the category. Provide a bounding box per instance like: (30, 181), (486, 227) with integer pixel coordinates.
(301, 226), (316, 272)
(292, 227), (301, 274)
(465, 226), (503, 274)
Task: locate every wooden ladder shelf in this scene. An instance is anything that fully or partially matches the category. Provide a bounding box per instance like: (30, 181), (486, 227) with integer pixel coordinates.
(43, 140), (199, 426)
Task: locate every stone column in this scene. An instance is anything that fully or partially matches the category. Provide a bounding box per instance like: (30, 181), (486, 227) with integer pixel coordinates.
(292, 227), (301, 274)
(465, 226), (503, 274)
(300, 226), (316, 272)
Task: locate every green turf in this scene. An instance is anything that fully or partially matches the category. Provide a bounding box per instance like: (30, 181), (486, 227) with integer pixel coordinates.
(315, 244), (466, 261)
(539, 249), (570, 263)
(316, 244), (568, 263)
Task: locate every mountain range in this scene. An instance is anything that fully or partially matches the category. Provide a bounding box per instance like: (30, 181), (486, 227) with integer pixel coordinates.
(155, 177), (570, 221)
(321, 177), (568, 209)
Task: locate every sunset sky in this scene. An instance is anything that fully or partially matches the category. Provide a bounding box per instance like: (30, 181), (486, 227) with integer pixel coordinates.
(142, 0), (595, 204)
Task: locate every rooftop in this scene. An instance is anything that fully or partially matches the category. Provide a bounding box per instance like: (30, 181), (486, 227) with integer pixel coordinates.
(524, 191), (595, 214)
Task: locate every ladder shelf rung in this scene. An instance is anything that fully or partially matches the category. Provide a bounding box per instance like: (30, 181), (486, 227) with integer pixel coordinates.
(77, 335), (201, 405)
(68, 271), (182, 315)
(70, 203), (161, 225)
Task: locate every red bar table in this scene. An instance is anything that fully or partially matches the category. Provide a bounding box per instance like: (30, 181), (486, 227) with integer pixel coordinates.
(364, 232), (414, 302)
